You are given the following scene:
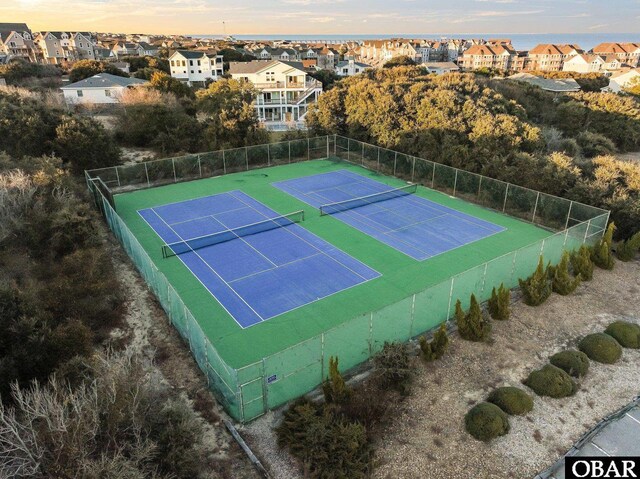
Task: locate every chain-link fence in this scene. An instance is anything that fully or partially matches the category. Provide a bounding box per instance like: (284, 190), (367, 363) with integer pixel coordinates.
(86, 134), (609, 422)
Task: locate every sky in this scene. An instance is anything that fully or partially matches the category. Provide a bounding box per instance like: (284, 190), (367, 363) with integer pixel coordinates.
(3, 0), (640, 35)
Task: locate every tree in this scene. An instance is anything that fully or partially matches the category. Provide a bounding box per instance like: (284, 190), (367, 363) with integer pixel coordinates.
(624, 76), (640, 97)
(69, 59), (129, 82)
(519, 256), (552, 306)
(309, 70), (341, 90)
(53, 115), (121, 174)
(455, 295), (491, 341)
(323, 356), (351, 404)
(149, 71), (194, 99)
(419, 323), (449, 361)
(487, 283), (510, 320)
(591, 222), (615, 270)
(571, 245), (594, 281)
(383, 56), (416, 68)
(550, 251), (581, 295)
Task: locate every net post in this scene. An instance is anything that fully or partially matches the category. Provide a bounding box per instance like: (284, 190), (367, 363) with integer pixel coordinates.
(245, 147), (249, 171)
(267, 143), (271, 166)
(197, 154), (202, 177)
(144, 162), (150, 187)
(531, 191), (540, 223)
(172, 158), (177, 183)
(502, 183), (509, 213)
(223, 149), (227, 174)
(288, 141), (291, 163)
(564, 201), (573, 230)
(582, 219), (591, 243)
(453, 170), (458, 197)
(393, 152), (397, 176)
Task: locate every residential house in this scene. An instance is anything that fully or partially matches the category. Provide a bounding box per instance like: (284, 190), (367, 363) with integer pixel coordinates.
(601, 55), (622, 72)
(603, 68), (640, 93)
(458, 44), (516, 71)
(35, 32), (76, 64)
(527, 44), (563, 71)
(112, 42), (139, 58)
(0, 23), (37, 62)
(423, 62), (460, 75)
(316, 46), (337, 70)
(169, 50), (224, 86)
(228, 60), (322, 125)
(335, 59), (372, 76)
(60, 73), (148, 105)
(592, 43), (640, 67)
(562, 54), (605, 73)
(70, 32), (97, 60)
(135, 42), (159, 57)
(112, 61), (130, 74)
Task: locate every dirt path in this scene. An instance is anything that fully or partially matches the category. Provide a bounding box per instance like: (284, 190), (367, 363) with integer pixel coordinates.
(105, 234), (261, 479)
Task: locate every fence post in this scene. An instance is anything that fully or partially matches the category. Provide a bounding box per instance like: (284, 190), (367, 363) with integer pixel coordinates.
(320, 333), (325, 382)
(510, 250), (518, 283)
(368, 313), (373, 356)
(431, 162), (436, 189)
(245, 147), (249, 171)
(376, 147), (380, 171)
(144, 162), (150, 187)
(362, 142), (365, 166)
(393, 152), (398, 176)
(334, 134), (337, 156)
(409, 294), (416, 338)
(326, 135), (329, 159)
(267, 143), (271, 166)
(539, 238), (545, 256)
(197, 154), (202, 177)
(411, 157), (416, 182)
(477, 175), (482, 200)
(115, 166), (121, 187)
(288, 141), (291, 163)
(446, 277), (455, 322)
(223, 149), (227, 174)
(583, 219), (591, 243)
(347, 138), (350, 162)
(172, 158), (177, 183)
(453, 170), (458, 197)
(480, 262), (488, 295)
(307, 137), (310, 161)
(502, 183), (509, 213)
(261, 359), (269, 413)
(564, 201), (574, 230)
(531, 191), (540, 223)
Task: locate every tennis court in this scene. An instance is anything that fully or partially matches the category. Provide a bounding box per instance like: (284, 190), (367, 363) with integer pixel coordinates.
(138, 190), (380, 328)
(274, 170), (506, 260)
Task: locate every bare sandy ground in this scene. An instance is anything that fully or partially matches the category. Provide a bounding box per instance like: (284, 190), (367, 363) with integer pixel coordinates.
(245, 259), (640, 479)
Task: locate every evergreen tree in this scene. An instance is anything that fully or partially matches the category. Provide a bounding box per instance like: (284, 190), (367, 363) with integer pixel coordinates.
(519, 256), (552, 306)
(419, 323), (449, 361)
(487, 283), (510, 320)
(616, 232), (640, 261)
(591, 222), (615, 270)
(571, 245), (594, 281)
(456, 294), (491, 341)
(322, 356), (350, 404)
(551, 251), (581, 295)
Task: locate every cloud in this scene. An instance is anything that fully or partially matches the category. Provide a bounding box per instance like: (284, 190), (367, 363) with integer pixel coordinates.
(473, 9), (545, 17)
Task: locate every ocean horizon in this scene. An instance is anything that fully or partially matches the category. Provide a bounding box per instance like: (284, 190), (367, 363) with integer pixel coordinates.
(191, 32), (639, 51)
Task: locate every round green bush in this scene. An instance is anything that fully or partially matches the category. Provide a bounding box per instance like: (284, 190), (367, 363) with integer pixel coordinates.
(464, 402), (510, 441)
(549, 350), (590, 377)
(604, 321), (640, 349)
(578, 333), (623, 364)
(487, 387), (533, 415)
(524, 364), (577, 398)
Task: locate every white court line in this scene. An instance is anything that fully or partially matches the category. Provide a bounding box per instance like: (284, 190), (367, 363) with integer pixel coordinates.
(228, 252), (323, 284)
(149, 207), (266, 324)
(228, 191), (373, 282)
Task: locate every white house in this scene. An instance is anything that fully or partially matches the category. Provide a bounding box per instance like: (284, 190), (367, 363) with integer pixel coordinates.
(423, 61), (460, 75)
(228, 59), (322, 125)
(603, 68), (640, 93)
(335, 59), (372, 77)
(60, 73), (148, 105)
(562, 54), (605, 73)
(169, 50), (224, 86)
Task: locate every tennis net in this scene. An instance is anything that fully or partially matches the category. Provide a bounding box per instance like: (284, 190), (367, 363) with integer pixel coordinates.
(319, 184), (418, 216)
(162, 210), (305, 258)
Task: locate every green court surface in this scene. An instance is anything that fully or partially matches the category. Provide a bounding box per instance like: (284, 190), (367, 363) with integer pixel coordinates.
(115, 158), (552, 369)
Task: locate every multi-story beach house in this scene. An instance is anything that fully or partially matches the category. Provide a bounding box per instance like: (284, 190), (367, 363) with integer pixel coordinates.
(335, 59), (372, 76)
(527, 44), (583, 71)
(169, 50), (224, 86)
(228, 60), (323, 125)
(458, 43), (517, 71)
(34, 32), (76, 63)
(591, 43), (640, 68)
(0, 23), (37, 62)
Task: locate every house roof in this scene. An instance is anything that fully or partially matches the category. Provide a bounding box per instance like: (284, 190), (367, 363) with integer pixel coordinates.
(529, 44), (563, 55)
(61, 73), (147, 90)
(423, 61), (460, 70)
(228, 59), (305, 75)
(336, 60), (371, 68)
(0, 23), (30, 33)
(507, 73), (581, 92)
(172, 50), (207, 59)
(592, 43), (634, 54)
(137, 42), (158, 51)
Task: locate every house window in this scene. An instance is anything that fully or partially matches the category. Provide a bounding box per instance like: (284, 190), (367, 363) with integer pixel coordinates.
(170, 60), (175, 66)
(191, 70), (194, 74)
(197, 60), (201, 66)
(77, 90), (83, 97)
(189, 60), (193, 66)
(105, 90), (111, 97)
(198, 70), (201, 73)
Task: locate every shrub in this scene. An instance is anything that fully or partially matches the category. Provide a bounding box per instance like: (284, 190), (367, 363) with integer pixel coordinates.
(519, 256), (552, 306)
(549, 350), (590, 377)
(571, 245), (594, 281)
(419, 323), (449, 361)
(323, 356), (351, 404)
(372, 342), (414, 394)
(339, 382), (390, 431)
(578, 333), (622, 364)
(464, 402), (510, 441)
(276, 399), (373, 478)
(591, 222), (615, 270)
(487, 283), (510, 320)
(615, 232), (640, 261)
(604, 321), (640, 349)
(550, 251), (581, 295)
(524, 364), (577, 398)
(487, 387), (533, 415)
(576, 131), (617, 158)
(455, 294), (491, 341)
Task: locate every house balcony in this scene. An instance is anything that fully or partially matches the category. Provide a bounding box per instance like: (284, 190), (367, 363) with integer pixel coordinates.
(253, 79), (322, 91)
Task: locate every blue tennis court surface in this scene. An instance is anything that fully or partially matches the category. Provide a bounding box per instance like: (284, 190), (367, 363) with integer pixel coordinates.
(273, 170), (506, 261)
(138, 190), (380, 328)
